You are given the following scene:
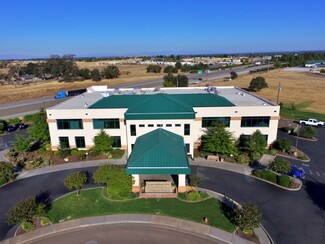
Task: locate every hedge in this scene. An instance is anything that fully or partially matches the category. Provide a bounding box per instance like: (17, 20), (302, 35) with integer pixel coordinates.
(277, 174), (291, 187)
(252, 170), (277, 183)
(0, 177), (7, 186)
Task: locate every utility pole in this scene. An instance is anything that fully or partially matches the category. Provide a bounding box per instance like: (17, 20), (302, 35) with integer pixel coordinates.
(276, 82), (281, 104)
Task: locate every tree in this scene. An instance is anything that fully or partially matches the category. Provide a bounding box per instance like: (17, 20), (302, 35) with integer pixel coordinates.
(91, 68), (101, 81)
(175, 61), (182, 69)
(234, 203), (262, 234)
(77, 68), (91, 79)
(163, 74), (188, 87)
(7, 196), (45, 225)
(176, 74), (189, 87)
(102, 66), (120, 79)
(92, 129), (114, 154)
(247, 130), (267, 155)
(64, 172), (87, 196)
(13, 135), (31, 159)
(274, 138), (292, 153)
(27, 111), (50, 142)
(249, 76), (268, 91)
(201, 122), (237, 155)
(163, 66), (178, 73)
(93, 164), (133, 198)
(268, 158), (291, 174)
(0, 162), (15, 181)
(146, 65), (162, 73)
(230, 71), (238, 80)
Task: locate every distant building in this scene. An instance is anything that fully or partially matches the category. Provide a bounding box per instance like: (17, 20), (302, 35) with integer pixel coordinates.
(305, 60), (325, 68)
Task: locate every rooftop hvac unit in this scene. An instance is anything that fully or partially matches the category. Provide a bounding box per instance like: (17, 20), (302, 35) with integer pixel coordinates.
(154, 87), (160, 92)
(114, 88), (120, 94)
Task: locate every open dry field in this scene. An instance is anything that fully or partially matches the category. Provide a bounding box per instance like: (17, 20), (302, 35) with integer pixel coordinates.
(0, 64), (163, 104)
(195, 69), (325, 114)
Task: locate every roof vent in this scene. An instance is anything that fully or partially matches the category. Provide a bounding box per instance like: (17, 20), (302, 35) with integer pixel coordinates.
(241, 93), (245, 96)
(84, 103), (88, 108)
(154, 87), (160, 92)
(114, 88), (120, 94)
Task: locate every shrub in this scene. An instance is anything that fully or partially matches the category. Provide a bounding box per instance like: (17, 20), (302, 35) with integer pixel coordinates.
(234, 203), (261, 232)
(146, 65), (162, 73)
(0, 177), (7, 186)
(194, 149), (200, 158)
(320, 69), (325, 73)
(186, 191), (201, 201)
(22, 221), (35, 232)
(252, 170), (277, 183)
(111, 149), (125, 159)
(41, 217), (51, 226)
(268, 158), (291, 174)
(277, 174), (291, 187)
(234, 153), (249, 164)
(274, 138), (292, 153)
(300, 126), (316, 139)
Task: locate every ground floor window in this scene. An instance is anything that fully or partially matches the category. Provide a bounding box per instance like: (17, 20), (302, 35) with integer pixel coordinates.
(112, 136), (121, 148)
(75, 136), (85, 148)
(59, 137), (69, 148)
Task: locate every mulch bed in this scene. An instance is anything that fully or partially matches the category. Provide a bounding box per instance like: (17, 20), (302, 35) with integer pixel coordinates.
(15, 218), (43, 236)
(51, 154), (107, 165)
(236, 228), (260, 244)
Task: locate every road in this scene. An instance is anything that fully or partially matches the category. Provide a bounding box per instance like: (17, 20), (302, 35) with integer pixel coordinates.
(27, 224), (222, 244)
(0, 64), (271, 119)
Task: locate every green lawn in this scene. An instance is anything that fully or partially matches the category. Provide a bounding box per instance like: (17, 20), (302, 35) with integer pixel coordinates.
(280, 102), (325, 121)
(46, 188), (235, 232)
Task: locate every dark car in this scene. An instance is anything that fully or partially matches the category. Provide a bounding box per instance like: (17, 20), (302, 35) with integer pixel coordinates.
(6, 125), (17, 132)
(287, 165), (305, 179)
(16, 122), (26, 130)
(198, 78), (203, 81)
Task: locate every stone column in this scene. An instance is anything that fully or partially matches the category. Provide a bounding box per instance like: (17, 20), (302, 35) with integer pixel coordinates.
(132, 174), (140, 192)
(178, 174), (186, 193)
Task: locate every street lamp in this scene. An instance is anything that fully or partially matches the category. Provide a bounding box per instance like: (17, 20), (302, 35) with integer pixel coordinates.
(294, 124), (301, 156)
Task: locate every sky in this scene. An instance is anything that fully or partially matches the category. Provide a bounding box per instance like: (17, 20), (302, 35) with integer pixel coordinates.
(1, 0), (325, 59)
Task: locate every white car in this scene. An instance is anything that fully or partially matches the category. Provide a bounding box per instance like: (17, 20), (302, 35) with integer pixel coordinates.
(299, 118), (324, 127)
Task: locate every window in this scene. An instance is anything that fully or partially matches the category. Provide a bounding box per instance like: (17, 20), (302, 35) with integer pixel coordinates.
(139, 124), (145, 127)
(75, 137), (85, 148)
(130, 124), (136, 136)
(93, 119), (120, 129)
(148, 124), (154, 127)
(185, 143), (190, 153)
(57, 119), (83, 129)
(111, 136), (121, 148)
(59, 137), (69, 148)
(184, 124), (190, 135)
(157, 124), (163, 127)
(175, 124), (181, 127)
(202, 117), (230, 128)
(241, 117), (270, 127)
(166, 124), (172, 127)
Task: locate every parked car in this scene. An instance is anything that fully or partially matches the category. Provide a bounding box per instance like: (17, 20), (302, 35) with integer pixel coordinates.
(6, 125), (16, 132)
(287, 165), (305, 179)
(15, 122), (26, 130)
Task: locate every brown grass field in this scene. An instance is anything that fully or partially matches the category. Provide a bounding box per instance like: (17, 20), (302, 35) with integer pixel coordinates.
(195, 69), (325, 114)
(0, 65), (163, 104)
(0, 66), (324, 115)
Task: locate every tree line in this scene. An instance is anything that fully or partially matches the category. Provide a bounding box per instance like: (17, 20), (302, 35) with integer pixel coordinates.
(273, 52), (325, 67)
(2, 55), (120, 85)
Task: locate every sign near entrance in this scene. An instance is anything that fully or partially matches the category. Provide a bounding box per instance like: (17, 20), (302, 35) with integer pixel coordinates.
(198, 70), (203, 74)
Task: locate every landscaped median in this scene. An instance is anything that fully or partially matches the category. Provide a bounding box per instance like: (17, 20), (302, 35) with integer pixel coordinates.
(45, 188), (236, 233)
(251, 169), (302, 191)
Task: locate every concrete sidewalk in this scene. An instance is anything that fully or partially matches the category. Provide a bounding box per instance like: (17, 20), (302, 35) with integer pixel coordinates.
(2, 214), (254, 244)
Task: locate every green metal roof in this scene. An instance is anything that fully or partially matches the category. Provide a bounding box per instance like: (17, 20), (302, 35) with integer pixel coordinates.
(125, 93), (195, 120)
(126, 128), (191, 175)
(89, 93), (234, 120)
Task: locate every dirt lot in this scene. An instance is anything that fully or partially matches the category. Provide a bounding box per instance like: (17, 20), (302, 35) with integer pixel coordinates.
(195, 69), (325, 114)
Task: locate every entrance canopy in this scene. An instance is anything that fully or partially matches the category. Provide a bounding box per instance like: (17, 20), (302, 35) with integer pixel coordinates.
(126, 128), (190, 175)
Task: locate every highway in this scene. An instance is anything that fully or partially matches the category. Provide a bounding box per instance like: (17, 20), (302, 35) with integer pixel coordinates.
(0, 64), (271, 119)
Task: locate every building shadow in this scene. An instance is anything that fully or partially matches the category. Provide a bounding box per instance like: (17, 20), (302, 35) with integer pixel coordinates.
(304, 180), (325, 211)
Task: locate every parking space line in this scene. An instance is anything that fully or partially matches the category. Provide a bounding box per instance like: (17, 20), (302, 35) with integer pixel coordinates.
(309, 170), (313, 175)
(316, 171), (320, 176)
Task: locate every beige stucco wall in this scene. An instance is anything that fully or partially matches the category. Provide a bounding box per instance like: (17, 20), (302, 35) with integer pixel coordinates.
(47, 104), (280, 155)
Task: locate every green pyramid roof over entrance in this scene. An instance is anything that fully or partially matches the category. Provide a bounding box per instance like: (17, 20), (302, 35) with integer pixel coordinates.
(126, 128), (190, 175)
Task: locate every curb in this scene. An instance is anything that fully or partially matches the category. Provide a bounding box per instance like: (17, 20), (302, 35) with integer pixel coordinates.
(3, 214), (248, 244)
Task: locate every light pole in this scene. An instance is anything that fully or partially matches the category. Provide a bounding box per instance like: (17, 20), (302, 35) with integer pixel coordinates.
(294, 124), (301, 156)
(276, 82), (282, 104)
